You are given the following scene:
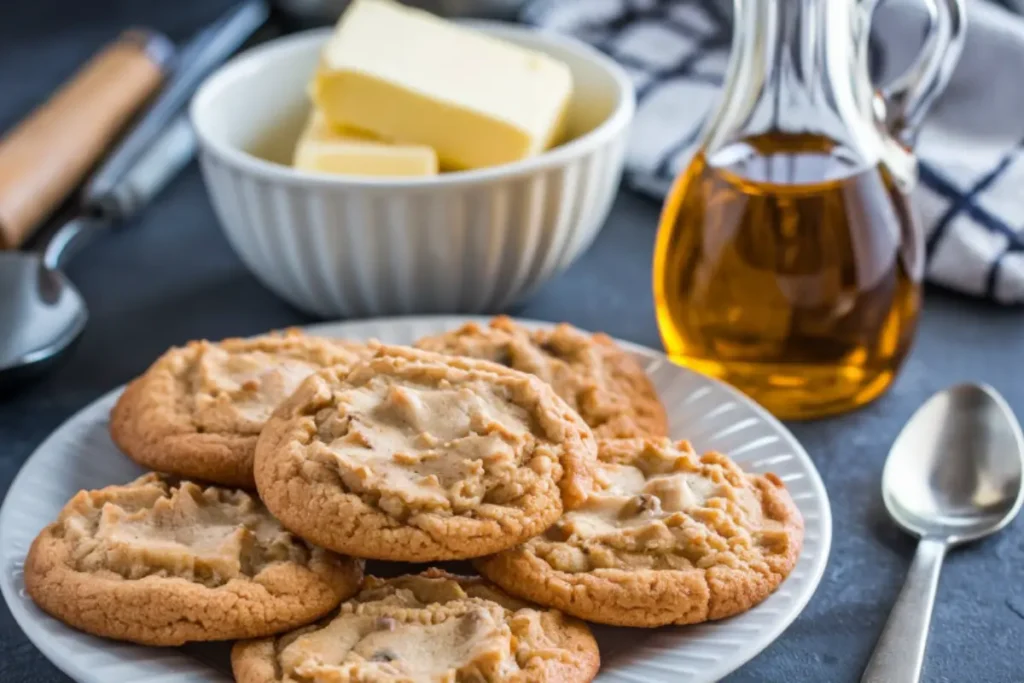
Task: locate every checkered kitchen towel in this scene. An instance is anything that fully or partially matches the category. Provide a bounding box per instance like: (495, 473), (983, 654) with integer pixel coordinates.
(525, 0), (1024, 303)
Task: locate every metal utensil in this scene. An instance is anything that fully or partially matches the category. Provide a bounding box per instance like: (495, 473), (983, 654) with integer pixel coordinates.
(85, 0), (269, 214)
(862, 384), (1024, 683)
(0, 1), (269, 388)
(0, 118), (197, 389)
(0, 29), (174, 250)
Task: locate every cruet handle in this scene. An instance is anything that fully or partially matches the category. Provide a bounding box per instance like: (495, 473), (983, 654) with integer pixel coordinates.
(873, 0), (967, 144)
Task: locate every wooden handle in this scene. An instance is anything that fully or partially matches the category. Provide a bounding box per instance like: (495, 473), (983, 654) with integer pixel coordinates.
(0, 31), (169, 249)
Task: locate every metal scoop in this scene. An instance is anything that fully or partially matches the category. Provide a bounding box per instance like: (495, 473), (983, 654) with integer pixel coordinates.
(0, 118), (197, 387)
(0, 0), (268, 388)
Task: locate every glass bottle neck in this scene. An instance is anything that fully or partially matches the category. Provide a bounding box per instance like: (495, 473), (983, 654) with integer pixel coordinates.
(703, 0), (881, 166)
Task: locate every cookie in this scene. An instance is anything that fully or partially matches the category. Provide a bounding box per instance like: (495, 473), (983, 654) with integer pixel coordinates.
(254, 344), (597, 562)
(110, 330), (367, 489)
(415, 316), (668, 439)
(232, 568), (600, 683)
(475, 438), (803, 627)
(24, 473), (363, 646)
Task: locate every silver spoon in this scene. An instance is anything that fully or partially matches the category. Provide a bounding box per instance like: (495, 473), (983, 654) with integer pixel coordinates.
(0, 0), (268, 389)
(0, 119), (196, 388)
(862, 383), (1024, 683)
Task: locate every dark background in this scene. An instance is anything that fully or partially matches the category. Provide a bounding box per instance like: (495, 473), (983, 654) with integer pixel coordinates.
(1, 1), (1023, 681)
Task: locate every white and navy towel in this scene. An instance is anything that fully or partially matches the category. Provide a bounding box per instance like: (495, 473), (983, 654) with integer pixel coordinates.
(525, 0), (1024, 304)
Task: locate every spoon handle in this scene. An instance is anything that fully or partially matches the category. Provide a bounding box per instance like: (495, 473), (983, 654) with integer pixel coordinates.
(82, 0), (269, 218)
(861, 537), (947, 683)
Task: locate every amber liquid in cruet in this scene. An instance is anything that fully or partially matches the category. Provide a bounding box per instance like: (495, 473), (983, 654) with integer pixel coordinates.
(653, 132), (922, 419)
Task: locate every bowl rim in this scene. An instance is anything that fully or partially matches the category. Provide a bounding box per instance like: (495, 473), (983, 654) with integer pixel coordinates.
(189, 21), (636, 189)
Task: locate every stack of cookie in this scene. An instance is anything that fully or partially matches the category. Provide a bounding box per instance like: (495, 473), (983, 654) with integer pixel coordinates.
(24, 318), (804, 682)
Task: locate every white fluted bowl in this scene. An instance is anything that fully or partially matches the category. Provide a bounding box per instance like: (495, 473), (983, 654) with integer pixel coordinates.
(190, 24), (634, 317)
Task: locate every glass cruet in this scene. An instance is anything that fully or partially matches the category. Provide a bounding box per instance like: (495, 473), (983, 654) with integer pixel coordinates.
(653, 0), (966, 419)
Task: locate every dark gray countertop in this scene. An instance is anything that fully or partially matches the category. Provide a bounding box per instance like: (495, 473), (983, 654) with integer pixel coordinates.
(2, 2), (1024, 682)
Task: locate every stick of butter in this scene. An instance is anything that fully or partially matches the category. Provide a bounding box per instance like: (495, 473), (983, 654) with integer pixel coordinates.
(293, 111), (438, 177)
(313, 0), (573, 171)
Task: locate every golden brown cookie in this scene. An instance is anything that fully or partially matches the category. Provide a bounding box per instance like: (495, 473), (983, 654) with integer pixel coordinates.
(475, 438), (803, 628)
(232, 568), (600, 683)
(415, 316), (668, 439)
(254, 344), (597, 562)
(24, 473), (363, 646)
(110, 330), (367, 489)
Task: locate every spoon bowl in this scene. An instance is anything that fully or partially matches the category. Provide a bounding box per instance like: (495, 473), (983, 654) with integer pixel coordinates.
(0, 2), (263, 390)
(863, 383), (1024, 683)
(882, 383), (1024, 544)
(0, 251), (87, 389)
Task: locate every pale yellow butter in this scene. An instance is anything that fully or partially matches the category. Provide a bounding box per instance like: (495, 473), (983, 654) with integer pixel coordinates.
(313, 0), (573, 170)
(293, 111), (438, 177)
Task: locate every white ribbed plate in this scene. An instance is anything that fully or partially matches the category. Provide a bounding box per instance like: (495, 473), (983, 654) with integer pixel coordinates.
(1, 316), (831, 683)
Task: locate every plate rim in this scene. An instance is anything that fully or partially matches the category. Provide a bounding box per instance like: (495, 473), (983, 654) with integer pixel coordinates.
(1, 314), (832, 683)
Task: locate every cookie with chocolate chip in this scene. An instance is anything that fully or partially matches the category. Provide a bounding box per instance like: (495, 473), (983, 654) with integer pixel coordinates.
(253, 344), (597, 562)
(24, 473), (363, 645)
(231, 569), (600, 683)
(416, 316), (668, 438)
(475, 438), (804, 627)
(110, 330), (367, 488)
